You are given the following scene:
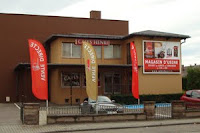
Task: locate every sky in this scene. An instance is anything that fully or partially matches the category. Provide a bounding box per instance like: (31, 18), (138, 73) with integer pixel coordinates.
(0, 0), (200, 66)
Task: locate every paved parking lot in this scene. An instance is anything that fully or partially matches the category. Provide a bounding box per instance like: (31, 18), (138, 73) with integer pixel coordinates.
(0, 103), (21, 125)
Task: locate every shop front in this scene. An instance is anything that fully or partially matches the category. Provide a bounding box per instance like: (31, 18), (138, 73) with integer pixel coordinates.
(45, 35), (130, 104)
(15, 30), (189, 104)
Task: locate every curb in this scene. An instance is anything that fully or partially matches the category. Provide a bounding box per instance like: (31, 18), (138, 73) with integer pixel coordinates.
(42, 121), (200, 133)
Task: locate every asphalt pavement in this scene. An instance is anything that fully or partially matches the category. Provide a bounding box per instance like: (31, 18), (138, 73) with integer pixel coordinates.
(0, 103), (200, 133)
(0, 103), (21, 125)
(74, 124), (200, 133)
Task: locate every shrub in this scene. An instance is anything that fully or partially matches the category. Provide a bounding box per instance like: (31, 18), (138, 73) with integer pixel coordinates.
(111, 93), (183, 105)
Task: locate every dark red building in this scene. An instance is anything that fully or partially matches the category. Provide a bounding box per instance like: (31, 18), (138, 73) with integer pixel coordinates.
(0, 11), (128, 103)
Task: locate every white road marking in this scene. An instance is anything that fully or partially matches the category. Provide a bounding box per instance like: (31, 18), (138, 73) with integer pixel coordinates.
(14, 103), (20, 109)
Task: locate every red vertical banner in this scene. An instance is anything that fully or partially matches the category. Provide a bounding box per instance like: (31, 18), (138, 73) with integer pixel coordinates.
(130, 42), (139, 99)
(28, 39), (48, 100)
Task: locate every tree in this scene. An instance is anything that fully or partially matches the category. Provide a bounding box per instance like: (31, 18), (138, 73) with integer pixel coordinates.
(182, 77), (187, 91)
(186, 67), (200, 90)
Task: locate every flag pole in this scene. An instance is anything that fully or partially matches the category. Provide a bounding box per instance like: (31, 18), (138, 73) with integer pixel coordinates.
(138, 99), (140, 105)
(96, 96), (98, 114)
(96, 101), (98, 114)
(46, 100), (48, 113)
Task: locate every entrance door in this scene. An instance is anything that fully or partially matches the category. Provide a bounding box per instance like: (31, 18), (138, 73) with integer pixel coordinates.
(104, 74), (112, 94)
(104, 73), (121, 94)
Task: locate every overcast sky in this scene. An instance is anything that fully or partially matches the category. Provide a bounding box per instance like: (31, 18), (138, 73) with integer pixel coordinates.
(1, 0), (199, 66)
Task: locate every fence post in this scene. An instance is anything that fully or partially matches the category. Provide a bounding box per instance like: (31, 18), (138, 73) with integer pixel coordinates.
(23, 103), (40, 125)
(39, 110), (47, 125)
(144, 101), (155, 120)
(20, 104), (24, 124)
(171, 100), (186, 119)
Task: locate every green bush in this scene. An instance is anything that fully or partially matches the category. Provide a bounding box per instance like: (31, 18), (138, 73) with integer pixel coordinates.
(111, 94), (183, 105)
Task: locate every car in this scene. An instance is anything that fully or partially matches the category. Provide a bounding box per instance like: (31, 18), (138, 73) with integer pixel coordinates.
(180, 90), (200, 109)
(81, 96), (123, 114)
(180, 90), (200, 103)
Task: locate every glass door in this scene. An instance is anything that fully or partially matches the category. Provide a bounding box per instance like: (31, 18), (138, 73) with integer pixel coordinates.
(104, 74), (112, 94)
(104, 73), (121, 94)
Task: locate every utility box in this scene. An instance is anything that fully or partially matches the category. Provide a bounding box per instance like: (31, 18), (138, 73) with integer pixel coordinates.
(81, 102), (93, 114)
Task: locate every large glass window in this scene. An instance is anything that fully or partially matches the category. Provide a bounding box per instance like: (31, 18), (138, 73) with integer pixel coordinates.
(191, 91), (200, 99)
(93, 46), (102, 58)
(104, 73), (121, 94)
(104, 45), (121, 59)
(62, 43), (81, 58)
(61, 72), (80, 87)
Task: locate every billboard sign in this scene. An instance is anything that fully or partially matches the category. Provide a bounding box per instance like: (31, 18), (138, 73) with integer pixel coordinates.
(143, 40), (181, 74)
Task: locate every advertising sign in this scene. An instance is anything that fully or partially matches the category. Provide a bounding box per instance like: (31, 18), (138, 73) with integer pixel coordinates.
(28, 39), (48, 100)
(130, 42), (139, 99)
(75, 39), (110, 46)
(143, 40), (180, 74)
(82, 41), (98, 101)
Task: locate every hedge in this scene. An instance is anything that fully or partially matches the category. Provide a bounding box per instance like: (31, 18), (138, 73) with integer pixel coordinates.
(111, 93), (183, 105)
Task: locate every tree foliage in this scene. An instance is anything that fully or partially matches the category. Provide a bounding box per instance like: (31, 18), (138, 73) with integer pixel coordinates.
(182, 77), (187, 91)
(186, 67), (200, 90)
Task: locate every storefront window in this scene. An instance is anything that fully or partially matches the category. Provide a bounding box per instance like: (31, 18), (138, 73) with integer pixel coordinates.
(62, 43), (81, 58)
(93, 46), (102, 58)
(104, 73), (121, 94)
(104, 45), (121, 59)
(61, 72), (80, 87)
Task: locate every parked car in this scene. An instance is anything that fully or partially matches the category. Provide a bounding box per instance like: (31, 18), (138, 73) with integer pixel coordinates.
(81, 96), (124, 114)
(180, 90), (200, 110)
(180, 90), (200, 102)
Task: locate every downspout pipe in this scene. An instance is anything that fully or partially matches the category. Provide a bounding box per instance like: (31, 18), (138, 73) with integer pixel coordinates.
(181, 39), (186, 44)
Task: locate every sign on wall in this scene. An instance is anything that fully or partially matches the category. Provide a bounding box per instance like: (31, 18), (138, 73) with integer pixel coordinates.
(143, 40), (181, 74)
(75, 39), (110, 46)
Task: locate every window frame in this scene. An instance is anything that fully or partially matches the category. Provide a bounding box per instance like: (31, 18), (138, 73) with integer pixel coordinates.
(93, 45), (102, 59)
(62, 42), (81, 58)
(104, 44), (121, 59)
(104, 73), (121, 94)
(61, 72), (81, 88)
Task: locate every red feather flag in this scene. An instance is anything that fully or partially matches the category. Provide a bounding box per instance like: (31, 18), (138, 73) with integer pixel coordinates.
(28, 39), (48, 100)
(130, 42), (139, 99)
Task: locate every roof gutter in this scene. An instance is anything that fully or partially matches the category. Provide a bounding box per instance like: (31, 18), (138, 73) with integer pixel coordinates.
(181, 39), (186, 44)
